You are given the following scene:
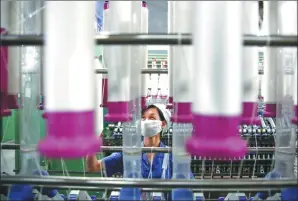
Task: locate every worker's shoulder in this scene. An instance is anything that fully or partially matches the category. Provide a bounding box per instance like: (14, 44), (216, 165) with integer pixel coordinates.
(108, 152), (123, 159)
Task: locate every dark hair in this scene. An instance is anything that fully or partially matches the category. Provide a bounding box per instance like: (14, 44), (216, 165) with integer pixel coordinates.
(141, 105), (166, 122)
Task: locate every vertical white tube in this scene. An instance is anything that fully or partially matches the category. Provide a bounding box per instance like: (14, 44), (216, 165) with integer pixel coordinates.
(95, 59), (104, 136)
(273, 1), (297, 179)
(38, 1), (45, 112)
(186, 2), (247, 159)
(272, 2), (298, 184)
(167, 1), (174, 109)
(278, 1), (297, 124)
(241, 1), (260, 125)
(18, 1), (44, 177)
(130, 1), (142, 114)
(7, 1), (21, 109)
(101, 1), (109, 107)
(171, 1), (193, 123)
(262, 1), (279, 117)
(95, 1), (104, 136)
(171, 2), (194, 200)
(141, 2), (149, 109)
(34, 0), (43, 109)
(95, 2), (105, 134)
(104, 1), (133, 123)
(103, 1), (110, 69)
(38, 1), (101, 158)
(119, 3), (142, 199)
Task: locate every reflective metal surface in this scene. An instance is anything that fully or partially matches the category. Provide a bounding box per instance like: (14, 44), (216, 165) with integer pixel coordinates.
(1, 34), (297, 46)
(1, 175), (297, 189)
(1, 143), (297, 153)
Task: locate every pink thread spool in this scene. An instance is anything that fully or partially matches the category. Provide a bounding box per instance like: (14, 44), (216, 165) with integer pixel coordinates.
(186, 2), (247, 159)
(38, 1), (101, 158)
(241, 2), (260, 125)
(104, 1), (133, 123)
(262, 2), (279, 118)
(0, 28), (12, 117)
(141, 2), (149, 109)
(170, 1), (193, 123)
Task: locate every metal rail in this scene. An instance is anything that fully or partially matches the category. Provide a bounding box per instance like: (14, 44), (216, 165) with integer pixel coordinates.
(1, 175), (296, 189)
(20, 68), (268, 75)
(96, 68), (271, 75)
(1, 143), (296, 153)
(0, 184), (285, 193)
(16, 68), (293, 75)
(95, 68), (168, 74)
(1, 34), (297, 47)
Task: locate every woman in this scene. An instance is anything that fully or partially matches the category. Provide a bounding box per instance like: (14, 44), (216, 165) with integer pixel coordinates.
(86, 103), (194, 180)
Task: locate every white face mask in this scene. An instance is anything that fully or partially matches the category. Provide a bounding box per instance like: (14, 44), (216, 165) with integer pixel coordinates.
(141, 120), (162, 138)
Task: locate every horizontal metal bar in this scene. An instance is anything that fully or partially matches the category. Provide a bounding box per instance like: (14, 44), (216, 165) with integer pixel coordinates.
(102, 187), (282, 192)
(16, 169), (269, 177)
(243, 35), (298, 47)
(95, 68), (271, 75)
(1, 175), (296, 189)
(0, 184), (283, 193)
(18, 68), (293, 75)
(1, 34), (297, 47)
(20, 68), (168, 75)
(1, 143), (296, 153)
(95, 68), (168, 74)
(102, 146), (282, 153)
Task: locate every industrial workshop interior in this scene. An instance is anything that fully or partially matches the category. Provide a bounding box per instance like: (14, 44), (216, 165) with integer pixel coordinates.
(0, 1), (297, 201)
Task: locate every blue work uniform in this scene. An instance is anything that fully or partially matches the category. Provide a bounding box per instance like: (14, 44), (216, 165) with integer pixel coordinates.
(102, 142), (194, 200)
(102, 141), (172, 178)
(103, 141), (194, 179)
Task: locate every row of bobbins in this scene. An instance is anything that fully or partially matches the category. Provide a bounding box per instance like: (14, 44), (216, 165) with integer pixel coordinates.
(1, 1), (296, 161)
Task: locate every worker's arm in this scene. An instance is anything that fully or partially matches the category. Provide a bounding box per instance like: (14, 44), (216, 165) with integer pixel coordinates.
(86, 153), (124, 176)
(86, 155), (103, 172)
(86, 134), (104, 172)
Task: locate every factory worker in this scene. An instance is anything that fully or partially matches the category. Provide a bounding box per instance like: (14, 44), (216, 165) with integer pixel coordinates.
(86, 103), (194, 180)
